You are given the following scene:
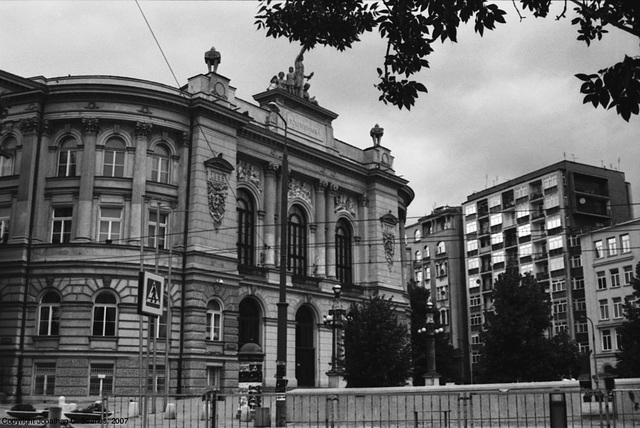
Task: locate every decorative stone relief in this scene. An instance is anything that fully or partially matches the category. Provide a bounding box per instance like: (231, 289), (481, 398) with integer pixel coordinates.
(335, 193), (356, 216)
(380, 212), (399, 270)
(19, 117), (39, 135)
(82, 118), (100, 135)
(237, 160), (262, 191)
(102, 275), (112, 288)
(288, 178), (311, 205)
(205, 154), (235, 232)
(135, 122), (153, 139)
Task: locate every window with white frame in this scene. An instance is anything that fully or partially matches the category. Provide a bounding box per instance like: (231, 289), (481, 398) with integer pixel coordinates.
(542, 174), (558, 189)
(613, 298), (623, 319)
(415, 270), (423, 283)
(493, 270), (504, 282)
(549, 256), (564, 272)
(471, 334), (481, 345)
(33, 362), (56, 395)
(548, 236), (563, 251)
(415, 250), (422, 261)
(519, 243), (532, 257)
(207, 366), (221, 389)
(38, 291), (60, 336)
(0, 137), (17, 177)
(490, 213), (502, 226)
(206, 300), (223, 341)
(470, 296), (481, 307)
(553, 300), (567, 315)
(57, 138), (77, 177)
(465, 221), (477, 234)
(92, 291), (117, 336)
(554, 321), (568, 335)
(436, 261), (447, 277)
(414, 229), (421, 242)
(147, 364), (166, 393)
(148, 209), (168, 249)
(610, 268), (621, 287)
(436, 285), (448, 300)
(468, 276), (480, 289)
(424, 266), (431, 281)
(573, 298), (586, 312)
(543, 194), (560, 210)
(0, 206), (10, 244)
(466, 239), (478, 253)
(51, 207), (73, 243)
(601, 329), (612, 351)
(464, 204), (476, 216)
(514, 185), (528, 199)
(436, 241), (446, 254)
(439, 308), (450, 325)
(516, 203), (529, 218)
(546, 215), (561, 230)
(423, 245), (430, 258)
(490, 232), (503, 246)
(102, 137), (126, 177)
(520, 263), (533, 275)
(468, 257), (479, 271)
(575, 321), (588, 333)
(472, 352), (481, 364)
(594, 240), (604, 258)
(551, 279), (566, 292)
(607, 237), (617, 256)
(599, 299), (609, 320)
(98, 207), (122, 243)
(517, 224), (531, 238)
(568, 235), (580, 248)
(492, 250), (505, 265)
(621, 234), (631, 253)
(89, 363), (114, 395)
(150, 302), (168, 339)
(488, 195), (501, 208)
(570, 255), (582, 268)
(150, 143), (171, 183)
(572, 277), (585, 290)
(623, 265), (633, 285)
(597, 271), (607, 290)
(470, 314), (482, 326)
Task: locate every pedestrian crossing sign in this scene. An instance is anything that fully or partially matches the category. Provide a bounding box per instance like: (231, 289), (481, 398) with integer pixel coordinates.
(138, 271), (165, 317)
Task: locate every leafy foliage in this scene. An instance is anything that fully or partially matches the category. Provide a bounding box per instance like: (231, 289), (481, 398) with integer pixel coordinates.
(616, 262), (640, 377)
(256, 0), (640, 118)
(343, 294), (412, 387)
(477, 267), (584, 383)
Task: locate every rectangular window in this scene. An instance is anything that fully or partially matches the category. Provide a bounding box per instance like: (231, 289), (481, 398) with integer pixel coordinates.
(98, 207), (122, 243)
(489, 195), (501, 208)
(570, 255), (582, 268)
(610, 268), (621, 287)
(465, 221), (477, 234)
(543, 174), (558, 189)
(572, 277), (585, 290)
(597, 271), (607, 290)
(490, 232), (503, 245)
(51, 207), (73, 243)
(470, 296), (482, 307)
(492, 251), (505, 265)
(517, 224), (531, 238)
(468, 258), (479, 271)
(575, 321), (588, 333)
(520, 263), (533, 275)
(425, 266), (431, 281)
(544, 194), (560, 209)
(470, 314), (483, 326)
(468, 276), (480, 289)
(490, 213), (502, 226)
(148, 210), (168, 249)
(471, 335), (482, 345)
(519, 243), (532, 257)
(466, 239), (478, 253)
(415, 270), (423, 283)
(594, 240), (604, 258)
(546, 215), (561, 230)
(514, 185), (528, 199)
(0, 206), (9, 244)
(551, 279), (566, 292)
(568, 235), (580, 248)
(103, 148), (125, 177)
(549, 256), (564, 272)
(516, 203), (529, 219)
(613, 297), (623, 319)
(57, 149), (77, 177)
(33, 362), (56, 395)
(472, 352), (481, 364)
(601, 329), (612, 351)
(573, 298), (586, 312)
(548, 236), (563, 251)
(207, 366), (221, 389)
(621, 234), (631, 253)
(554, 322), (568, 335)
(599, 299), (609, 320)
(553, 300), (567, 314)
(624, 265), (633, 285)
(147, 365), (166, 393)
(464, 204), (476, 216)
(89, 363), (114, 395)
(607, 237), (618, 256)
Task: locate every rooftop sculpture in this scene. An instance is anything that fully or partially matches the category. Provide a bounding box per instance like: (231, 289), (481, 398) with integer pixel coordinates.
(205, 46), (221, 74)
(269, 49), (317, 104)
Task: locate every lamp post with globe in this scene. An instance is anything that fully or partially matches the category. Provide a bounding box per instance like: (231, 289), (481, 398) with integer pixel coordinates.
(418, 299), (443, 386)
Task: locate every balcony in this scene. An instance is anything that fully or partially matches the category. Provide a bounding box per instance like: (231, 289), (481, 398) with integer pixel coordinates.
(292, 275), (322, 288)
(239, 264), (268, 278)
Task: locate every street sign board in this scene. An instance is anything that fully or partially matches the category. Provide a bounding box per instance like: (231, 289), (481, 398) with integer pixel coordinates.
(138, 271), (164, 317)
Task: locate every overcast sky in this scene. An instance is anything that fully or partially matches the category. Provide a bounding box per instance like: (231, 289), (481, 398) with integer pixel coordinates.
(2, 1), (638, 223)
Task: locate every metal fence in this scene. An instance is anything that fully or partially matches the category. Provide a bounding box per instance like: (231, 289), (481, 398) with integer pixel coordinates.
(101, 386), (640, 428)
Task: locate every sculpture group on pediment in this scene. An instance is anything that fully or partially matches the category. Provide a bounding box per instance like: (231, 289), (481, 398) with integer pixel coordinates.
(335, 193), (356, 216)
(288, 178), (312, 206)
(237, 160), (262, 191)
(268, 49), (318, 105)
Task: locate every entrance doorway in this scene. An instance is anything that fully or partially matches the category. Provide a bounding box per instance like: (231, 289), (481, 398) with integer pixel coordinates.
(295, 306), (315, 387)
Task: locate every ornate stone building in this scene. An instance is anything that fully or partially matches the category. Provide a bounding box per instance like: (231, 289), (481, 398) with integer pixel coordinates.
(0, 58), (413, 399)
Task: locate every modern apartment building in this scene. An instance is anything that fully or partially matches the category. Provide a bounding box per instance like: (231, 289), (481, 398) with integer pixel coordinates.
(0, 56), (414, 399)
(580, 218), (640, 381)
(405, 206), (471, 383)
(462, 161), (633, 378)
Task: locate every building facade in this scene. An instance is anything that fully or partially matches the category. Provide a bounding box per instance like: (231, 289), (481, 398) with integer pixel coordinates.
(0, 60), (414, 399)
(580, 218), (640, 382)
(404, 206), (471, 383)
(461, 161), (633, 379)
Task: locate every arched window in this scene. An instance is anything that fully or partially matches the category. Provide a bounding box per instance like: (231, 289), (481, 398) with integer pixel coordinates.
(414, 230), (421, 242)
(92, 291), (117, 336)
(0, 137), (17, 177)
(336, 219), (353, 285)
(424, 245), (430, 258)
(415, 250), (422, 261)
(237, 190), (255, 266)
(38, 291), (60, 336)
(57, 138), (77, 177)
(103, 137), (125, 177)
(436, 241), (446, 255)
(0, 206), (10, 244)
(288, 205), (307, 277)
(238, 298), (261, 347)
(150, 144), (170, 183)
(206, 299), (223, 341)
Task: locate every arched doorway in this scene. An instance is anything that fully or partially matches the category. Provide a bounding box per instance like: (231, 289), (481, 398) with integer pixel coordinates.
(295, 306), (316, 387)
(238, 298), (262, 348)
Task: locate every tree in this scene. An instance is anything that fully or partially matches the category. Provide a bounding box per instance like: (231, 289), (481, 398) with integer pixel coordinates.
(616, 262), (640, 377)
(256, 0), (640, 119)
(343, 294), (412, 387)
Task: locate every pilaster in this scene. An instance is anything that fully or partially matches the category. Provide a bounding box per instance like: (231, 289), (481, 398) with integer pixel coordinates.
(75, 118), (99, 242)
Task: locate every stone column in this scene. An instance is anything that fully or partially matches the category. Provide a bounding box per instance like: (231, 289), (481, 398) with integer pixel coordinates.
(262, 162), (278, 267)
(75, 118), (99, 242)
(314, 181), (327, 277)
(128, 122), (152, 245)
(325, 183), (338, 279)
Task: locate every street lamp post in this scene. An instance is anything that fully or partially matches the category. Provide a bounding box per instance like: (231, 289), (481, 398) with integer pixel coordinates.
(581, 315), (599, 389)
(419, 299), (442, 386)
(323, 284), (345, 388)
(267, 102), (288, 427)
